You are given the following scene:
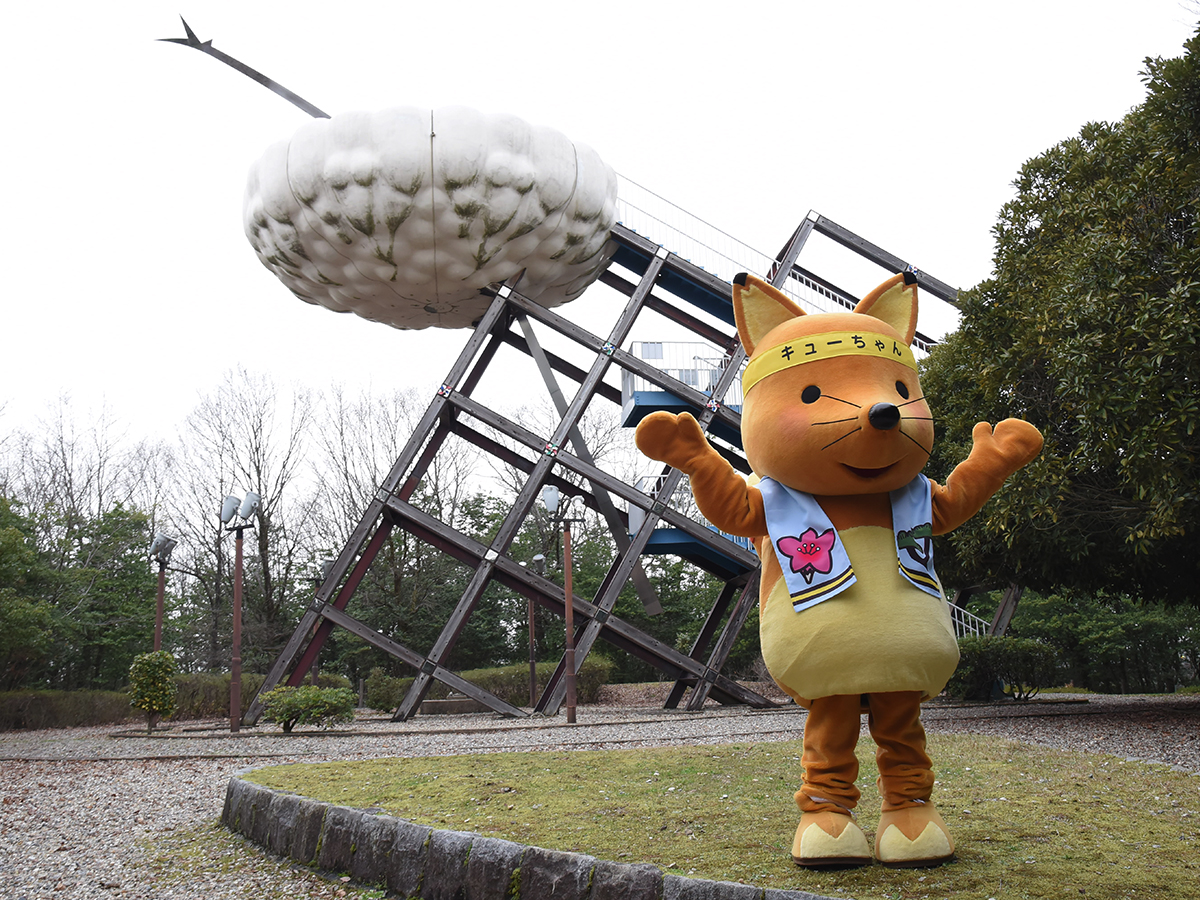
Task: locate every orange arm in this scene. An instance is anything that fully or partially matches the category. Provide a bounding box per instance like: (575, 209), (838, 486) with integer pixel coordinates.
(634, 412), (767, 537)
(931, 419), (1043, 535)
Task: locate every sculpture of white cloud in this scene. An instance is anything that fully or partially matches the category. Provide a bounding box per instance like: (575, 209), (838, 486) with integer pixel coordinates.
(244, 107), (619, 330)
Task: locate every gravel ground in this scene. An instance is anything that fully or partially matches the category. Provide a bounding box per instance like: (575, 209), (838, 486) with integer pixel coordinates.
(1, 691), (1197, 899)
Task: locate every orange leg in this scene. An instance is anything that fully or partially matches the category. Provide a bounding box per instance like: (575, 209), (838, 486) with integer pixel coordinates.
(792, 694), (871, 867)
(865, 691), (954, 866)
(796, 693), (863, 813)
(866, 691), (934, 810)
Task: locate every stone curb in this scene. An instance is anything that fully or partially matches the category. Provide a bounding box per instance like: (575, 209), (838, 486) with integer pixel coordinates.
(221, 776), (840, 900)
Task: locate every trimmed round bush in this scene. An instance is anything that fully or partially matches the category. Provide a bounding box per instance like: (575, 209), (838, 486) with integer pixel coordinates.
(260, 685), (356, 733)
(947, 636), (1059, 702)
(129, 651), (178, 732)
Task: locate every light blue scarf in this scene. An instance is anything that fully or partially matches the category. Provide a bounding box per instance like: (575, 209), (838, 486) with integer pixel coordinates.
(758, 475), (940, 612)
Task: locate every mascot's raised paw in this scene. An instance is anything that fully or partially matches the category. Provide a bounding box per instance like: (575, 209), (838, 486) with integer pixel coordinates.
(874, 805), (955, 868)
(971, 419), (1044, 473)
(792, 811), (872, 869)
(634, 411), (711, 473)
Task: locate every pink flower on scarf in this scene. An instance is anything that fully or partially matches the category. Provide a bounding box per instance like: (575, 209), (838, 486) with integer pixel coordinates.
(777, 528), (836, 584)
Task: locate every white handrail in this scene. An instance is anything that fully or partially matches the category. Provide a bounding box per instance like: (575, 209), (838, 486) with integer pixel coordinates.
(950, 604), (992, 638)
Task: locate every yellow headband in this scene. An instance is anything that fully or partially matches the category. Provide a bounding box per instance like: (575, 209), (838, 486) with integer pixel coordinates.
(742, 331), (918, 395)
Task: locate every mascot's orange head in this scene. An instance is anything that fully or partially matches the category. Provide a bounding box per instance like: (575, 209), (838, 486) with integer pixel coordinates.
(733, 271), (933, 496)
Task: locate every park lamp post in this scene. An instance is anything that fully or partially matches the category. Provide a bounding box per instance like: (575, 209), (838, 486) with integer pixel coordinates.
(530, 553), (546, 707)
(540, 485), (579, 724)
(148, 533), (178, 652)
(308, 558), (334, 685)
(221, 491), (260, 733)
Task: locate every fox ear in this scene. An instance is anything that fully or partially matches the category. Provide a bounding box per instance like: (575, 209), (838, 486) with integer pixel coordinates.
(733, 273), (807, 355)
(855, 272), (919, 345)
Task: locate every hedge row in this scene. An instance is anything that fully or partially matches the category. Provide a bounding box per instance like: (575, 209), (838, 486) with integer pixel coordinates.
(0, 660), (611, 730)
(0, 672), (353, 731)
(0, 690), (136, 731)
(365, 657), (614, 712)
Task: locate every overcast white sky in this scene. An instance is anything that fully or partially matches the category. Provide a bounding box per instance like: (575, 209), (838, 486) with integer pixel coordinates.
(1, 1), (1196, 443)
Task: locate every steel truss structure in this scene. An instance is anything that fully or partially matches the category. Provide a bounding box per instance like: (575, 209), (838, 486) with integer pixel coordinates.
(161, 23), (965, 724)
(246, 215), (957, 724)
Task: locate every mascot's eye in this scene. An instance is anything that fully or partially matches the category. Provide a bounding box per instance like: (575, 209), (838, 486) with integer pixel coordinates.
(801, 385), (821, 404)
(895, 381), (910, 400)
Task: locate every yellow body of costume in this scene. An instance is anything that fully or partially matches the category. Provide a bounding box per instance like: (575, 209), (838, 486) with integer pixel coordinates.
(759, 526), (959, 706)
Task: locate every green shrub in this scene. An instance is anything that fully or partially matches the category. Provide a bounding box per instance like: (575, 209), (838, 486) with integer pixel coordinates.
(0, 690), (135, 730)
(947, 636), (1006, 701)
(260, 685), (356, 732)
(946, 636), (1059, 702)
(129, 651), (178, 733)
(363, 656), (613, 712)
(996, 638), (1059, 701)
(458, 662), (545, 708)
(173, 672), (230, 719)
(200, 672), (351, 723)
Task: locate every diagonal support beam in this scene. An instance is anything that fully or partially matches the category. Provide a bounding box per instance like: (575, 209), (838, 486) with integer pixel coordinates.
(245, 285), (516, 724)
(245, 513), (395, 723)
(394, 448), (562, 720)
(319, 606), (527, 718)
(768, 211), (817, 287)
(665, 578), (742, 708)
(377, 489), (775, 712)
(685, 577), (761, 711)
(515, 311), (663, 615)
(990, 583), (1023, 636)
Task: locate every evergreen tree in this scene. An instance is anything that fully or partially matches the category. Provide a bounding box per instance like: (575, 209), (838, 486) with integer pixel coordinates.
(922, 27), (1200, 601)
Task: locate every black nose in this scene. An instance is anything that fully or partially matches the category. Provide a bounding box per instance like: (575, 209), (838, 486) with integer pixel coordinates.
(868, 403), (901, 431)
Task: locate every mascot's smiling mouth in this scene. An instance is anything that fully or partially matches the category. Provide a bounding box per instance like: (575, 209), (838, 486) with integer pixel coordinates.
(843, 463), (896, 479)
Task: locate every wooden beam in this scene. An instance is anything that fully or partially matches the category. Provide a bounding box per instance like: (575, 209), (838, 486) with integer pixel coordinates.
(812, 215), (959, 306)
(448, 390), (759, 572)
(319, 606), (527, 718)
(990, 583), (1024, 636)
(499, 329), (624, 406)
(394, 417), (566, 718)
(378, 286), (514, 494)
(599, 269), (734, 349)
(516, 311), (663, 615)
(768, 214), (816, 288)
(666, 578), (741, 708)
(286, 520), (396, 684)
(686, 578), (762, 710)
(377, 493), (773, 711)
(244, 514), (395, 723)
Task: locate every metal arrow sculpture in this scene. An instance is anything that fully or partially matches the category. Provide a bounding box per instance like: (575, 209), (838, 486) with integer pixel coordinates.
(159, 17), (329, 119)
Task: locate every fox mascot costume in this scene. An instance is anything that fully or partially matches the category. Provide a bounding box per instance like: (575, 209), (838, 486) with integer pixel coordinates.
(635, 271), (1042, 868)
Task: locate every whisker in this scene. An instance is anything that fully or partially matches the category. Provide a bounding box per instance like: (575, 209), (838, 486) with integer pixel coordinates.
(822, 395), (861, 408)
(901, 415), (933, 422)
(813, 416), (859, 426)
(896, 396), (926, 409)
(821, 427), (861, 451)
(900, 428), (931, 455)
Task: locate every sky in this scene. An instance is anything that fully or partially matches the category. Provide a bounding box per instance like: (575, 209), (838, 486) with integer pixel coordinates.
(1, 1), (1196, 445)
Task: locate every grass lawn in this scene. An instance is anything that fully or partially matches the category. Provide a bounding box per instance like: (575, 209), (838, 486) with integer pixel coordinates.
(245, 733), (1199, 899)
